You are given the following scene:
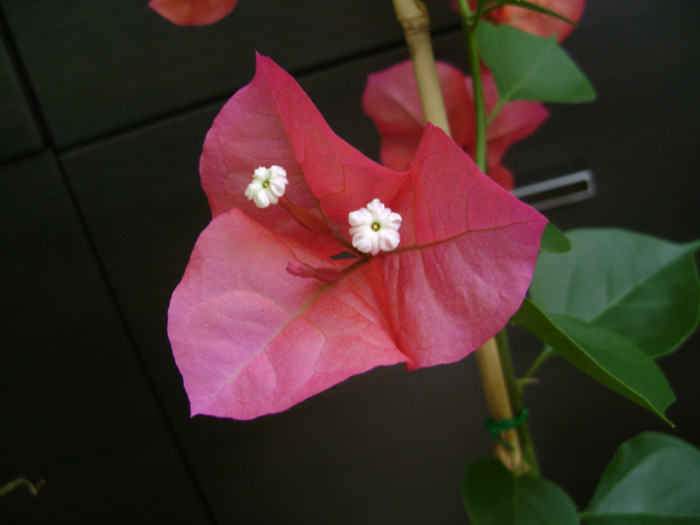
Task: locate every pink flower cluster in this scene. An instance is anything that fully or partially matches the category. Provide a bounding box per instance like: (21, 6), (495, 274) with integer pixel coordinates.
(363, 61), (549, 190)
(167, 55), (547, 420)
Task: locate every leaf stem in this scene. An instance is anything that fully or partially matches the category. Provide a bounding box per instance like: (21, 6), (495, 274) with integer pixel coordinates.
(487, 98), (506, 125)
(522, 346), (555, 383)
(456, 0), (487, 170)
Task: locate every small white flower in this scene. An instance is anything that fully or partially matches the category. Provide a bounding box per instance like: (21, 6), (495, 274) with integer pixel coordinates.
(348, 198), (402, 255)
(245, 165), (288, 208)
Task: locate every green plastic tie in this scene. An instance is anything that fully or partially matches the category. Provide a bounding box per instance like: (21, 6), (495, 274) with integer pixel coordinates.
(485, 408), (529, 451)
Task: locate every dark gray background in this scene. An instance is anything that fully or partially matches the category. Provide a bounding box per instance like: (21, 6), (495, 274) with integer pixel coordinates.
(1, 1), (698, 523)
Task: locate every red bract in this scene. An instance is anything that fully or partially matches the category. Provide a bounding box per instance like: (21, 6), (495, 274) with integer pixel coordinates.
(453, 0), (585, 41)
(149, 0), (237, 26)
(362, 60), (549, 190)
(168, 54), (547, 420)
(489, 0), (585, 41)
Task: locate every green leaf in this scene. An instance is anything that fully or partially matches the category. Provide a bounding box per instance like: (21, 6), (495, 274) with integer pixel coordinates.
(477, 21), (596, 104)
(512, 299), (675, 424)
(540, 222), (571, 253)
(530, 229), (700, 357)
(581, 432), (700, 525)
(462, 458), (578, 525)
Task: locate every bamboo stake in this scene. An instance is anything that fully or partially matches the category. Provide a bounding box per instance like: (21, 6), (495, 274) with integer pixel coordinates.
(392, 0), (523, 472)
(391, 0), (450, 134)
(475, 339), (523, 471)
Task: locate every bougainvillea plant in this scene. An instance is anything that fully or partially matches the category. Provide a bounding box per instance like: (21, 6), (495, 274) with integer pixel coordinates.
(153, 0), (700, 522)
(168, 54), (546, 420)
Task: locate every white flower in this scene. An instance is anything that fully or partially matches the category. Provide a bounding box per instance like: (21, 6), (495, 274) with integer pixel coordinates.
(348, 198), (402, 255)
(245, 165), (288, 208)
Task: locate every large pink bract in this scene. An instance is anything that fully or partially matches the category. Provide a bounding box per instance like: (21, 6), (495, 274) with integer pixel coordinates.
(168, 54), (547, 420)
(149, 0), (237, 26)
(362, 60), (549, 190)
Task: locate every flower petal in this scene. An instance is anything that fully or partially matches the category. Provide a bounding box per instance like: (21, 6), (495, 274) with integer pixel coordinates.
(363, 61), (548, 189)
(486, 164), (515, 191)
(168, 209), (407, 419)
(453, 0), (586, 42)
(201, 54), (406, 241)
(363, 60), (473, 171)
(382, 125), (547, 367)
(149, 0), (237, 26)
(200, 55), (313, 226)
(493, 0), (586, 42)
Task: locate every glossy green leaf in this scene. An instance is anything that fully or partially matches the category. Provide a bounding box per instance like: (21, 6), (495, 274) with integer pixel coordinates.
(512, 299), (675, 424)
(530, 229), (700, 357)
(540, 222), (571, 253)
(477, 21), (595, 104)
(462, 458), (579, 525)
(581, 432), (700, 524)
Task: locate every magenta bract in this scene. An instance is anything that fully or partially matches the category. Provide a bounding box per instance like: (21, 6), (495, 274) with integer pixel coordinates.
(363, 60), (549, 190)
(453, 0), (586, 42)
(149, 0), (237, 26)
(168, 54), (547, 420)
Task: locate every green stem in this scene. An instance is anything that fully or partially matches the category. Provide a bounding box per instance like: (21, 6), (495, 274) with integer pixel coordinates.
(522, 346), (555, 383)
(487, 98), (506, 125)
(456, 0), (488, 171)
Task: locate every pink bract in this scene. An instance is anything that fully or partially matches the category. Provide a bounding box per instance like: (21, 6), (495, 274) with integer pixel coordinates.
(168, 54), (547, 420)
(362, 60), (549, 190)
(149, 0), (237, 26)
(453, 0), (585, 41)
